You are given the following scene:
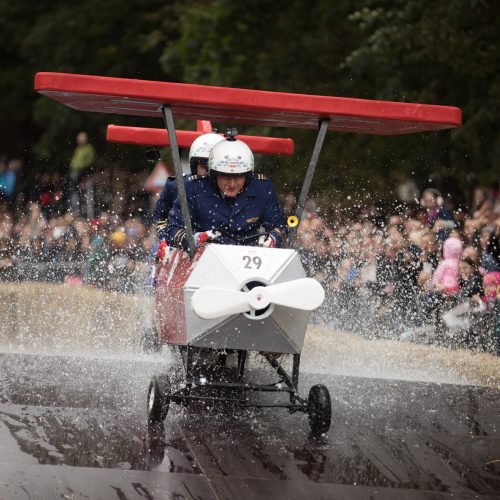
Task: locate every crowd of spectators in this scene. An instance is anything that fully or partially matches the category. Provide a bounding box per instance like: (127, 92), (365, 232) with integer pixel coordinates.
(294, 187), (500, 354)
(0, 156), (155, 292)
(0, 201), (156, 291)
(0, 150), (499, 355)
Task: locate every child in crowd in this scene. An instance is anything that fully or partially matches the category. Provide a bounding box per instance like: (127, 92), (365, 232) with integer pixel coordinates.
(418, 237), (463, 326)
(431, 237), (463, 294)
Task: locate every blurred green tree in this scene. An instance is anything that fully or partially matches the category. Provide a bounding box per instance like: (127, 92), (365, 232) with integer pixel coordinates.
(0, 0), (497, 205)
(0, 0), (180, 170)
(340, 0), (500, 191)
(161, 0), (499, 203)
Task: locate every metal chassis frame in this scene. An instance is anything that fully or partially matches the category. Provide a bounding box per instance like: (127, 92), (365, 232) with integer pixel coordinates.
(287, 118), (329, 247)
(170, 347), (308, 412)
(161, 105), (196, 256)
(158, 112), (328, 411)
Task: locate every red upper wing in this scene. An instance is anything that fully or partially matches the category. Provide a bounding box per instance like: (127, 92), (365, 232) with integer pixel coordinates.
(35, 72), (461, 135)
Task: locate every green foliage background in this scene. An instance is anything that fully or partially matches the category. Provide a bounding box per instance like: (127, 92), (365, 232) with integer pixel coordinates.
(1, 0), (498, 206)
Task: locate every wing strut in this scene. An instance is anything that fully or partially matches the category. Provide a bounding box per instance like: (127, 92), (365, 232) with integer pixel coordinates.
(287, 118), (330, 247)
(161, 105), (196, 257)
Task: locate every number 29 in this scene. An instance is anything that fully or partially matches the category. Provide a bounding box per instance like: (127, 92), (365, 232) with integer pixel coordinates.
(242, 255), (262, 269)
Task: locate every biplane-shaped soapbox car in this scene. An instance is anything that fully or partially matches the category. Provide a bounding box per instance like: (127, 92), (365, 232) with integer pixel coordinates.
(35, 73), (461, 434)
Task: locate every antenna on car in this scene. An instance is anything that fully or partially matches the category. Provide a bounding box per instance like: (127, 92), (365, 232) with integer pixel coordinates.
(224, 127), (238, 141)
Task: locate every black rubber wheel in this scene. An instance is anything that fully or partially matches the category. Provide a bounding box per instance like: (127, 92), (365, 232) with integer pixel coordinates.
(307, 384), (332, 435)
(141, 328), (161, 354)
(144, 419), (166, 467)
(147, 375), (170, 423)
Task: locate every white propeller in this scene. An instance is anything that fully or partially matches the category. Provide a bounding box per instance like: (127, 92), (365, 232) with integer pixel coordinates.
(191, 278), (325, 320)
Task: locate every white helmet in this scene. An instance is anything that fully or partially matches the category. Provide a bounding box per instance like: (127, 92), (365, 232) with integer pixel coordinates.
(208, 138), (254, 176)
(189, 133), (224, 174)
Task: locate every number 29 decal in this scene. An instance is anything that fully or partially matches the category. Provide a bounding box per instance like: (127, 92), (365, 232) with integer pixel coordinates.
(242, 255), (262, 269)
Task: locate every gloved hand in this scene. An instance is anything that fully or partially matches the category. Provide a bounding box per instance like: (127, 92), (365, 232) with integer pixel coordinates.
(157, 240), (170, 265)
(194, 230), (221, 247)
(258, 234), (277, 248)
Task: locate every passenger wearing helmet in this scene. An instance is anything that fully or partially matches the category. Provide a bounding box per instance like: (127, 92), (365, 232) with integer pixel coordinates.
(153, 132), (224, 241)
(165, 136), (287, 249)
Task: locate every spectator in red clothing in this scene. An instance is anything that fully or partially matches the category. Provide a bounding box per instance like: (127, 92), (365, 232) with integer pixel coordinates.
(483, 272), (500, 303)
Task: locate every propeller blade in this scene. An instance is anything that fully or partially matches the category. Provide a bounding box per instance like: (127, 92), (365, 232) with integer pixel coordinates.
(191, 278), (325, 320)
(250, 278), (325, 311)
(191, 288), (251, 319)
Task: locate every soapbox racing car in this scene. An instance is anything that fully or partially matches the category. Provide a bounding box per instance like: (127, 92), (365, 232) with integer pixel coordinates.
(35, 72), (461, 434)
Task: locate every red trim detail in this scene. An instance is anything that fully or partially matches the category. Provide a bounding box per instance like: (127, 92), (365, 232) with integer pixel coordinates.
(155, 248), (204, 345)
(35, 72), (461, 135)
(196, 120), (213, 133)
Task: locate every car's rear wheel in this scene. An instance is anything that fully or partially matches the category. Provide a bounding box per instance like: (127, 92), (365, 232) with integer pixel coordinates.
(307, 384), (331, 435)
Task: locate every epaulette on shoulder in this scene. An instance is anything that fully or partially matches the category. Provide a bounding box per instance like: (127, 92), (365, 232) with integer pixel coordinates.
(167, 175), (176, 180)
(187, 174), (204, 181)
(255, 173), (268, 180)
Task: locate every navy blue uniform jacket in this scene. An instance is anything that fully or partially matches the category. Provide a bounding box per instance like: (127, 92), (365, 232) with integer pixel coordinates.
(153, 176), (184, 241)
(165, 175), (287, 249)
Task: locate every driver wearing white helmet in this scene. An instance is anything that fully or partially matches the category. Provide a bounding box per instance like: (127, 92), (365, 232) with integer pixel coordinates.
(165, 135), (287, 249)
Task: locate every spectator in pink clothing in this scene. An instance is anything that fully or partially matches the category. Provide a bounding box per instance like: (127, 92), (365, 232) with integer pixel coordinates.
(431, 237), (463, 294)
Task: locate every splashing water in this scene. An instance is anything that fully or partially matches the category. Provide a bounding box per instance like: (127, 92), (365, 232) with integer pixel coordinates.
(0, 280), (498, 389)
(302, 325), (500, 388)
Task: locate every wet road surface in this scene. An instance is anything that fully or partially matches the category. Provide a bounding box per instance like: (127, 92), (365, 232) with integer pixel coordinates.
(0, 350), (499, 499)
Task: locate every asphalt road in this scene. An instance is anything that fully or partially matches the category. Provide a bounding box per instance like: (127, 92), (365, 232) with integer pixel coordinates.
(0, 350), (499, 499)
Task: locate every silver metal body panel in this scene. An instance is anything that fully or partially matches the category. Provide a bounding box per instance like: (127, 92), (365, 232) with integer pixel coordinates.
(184, 244), (309, 354)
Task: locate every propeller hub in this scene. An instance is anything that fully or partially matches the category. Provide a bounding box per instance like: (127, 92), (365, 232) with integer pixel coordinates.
(248, 287), (271, 310)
